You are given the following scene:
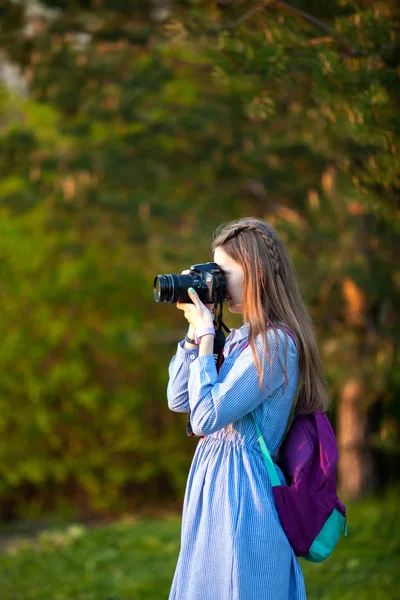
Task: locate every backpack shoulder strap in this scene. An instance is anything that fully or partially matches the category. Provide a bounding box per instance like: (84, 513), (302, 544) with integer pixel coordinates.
(273, 324), (303, 450)
(250, 412), (281, 487)
(275, 373), (303, 453)
(244, 323), (303, 483)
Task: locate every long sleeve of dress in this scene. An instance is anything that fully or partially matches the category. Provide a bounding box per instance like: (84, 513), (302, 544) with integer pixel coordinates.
(187, 329), (297, 436)
(167, 340), (200, 412)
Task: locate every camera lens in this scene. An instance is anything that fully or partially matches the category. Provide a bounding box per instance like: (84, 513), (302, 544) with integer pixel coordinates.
(153, 275), (176, 302)
(153, 273), (198, 303)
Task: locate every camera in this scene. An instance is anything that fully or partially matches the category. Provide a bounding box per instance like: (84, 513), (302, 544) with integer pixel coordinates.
(153, 262), (226, 305)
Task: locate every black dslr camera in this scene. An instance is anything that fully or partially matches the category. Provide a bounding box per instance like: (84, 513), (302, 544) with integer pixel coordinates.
(153, 262), (226, 305)
(155, 262), (230, 439)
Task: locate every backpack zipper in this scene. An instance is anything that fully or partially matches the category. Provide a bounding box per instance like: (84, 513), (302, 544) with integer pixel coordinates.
(344, 516), (348, 537)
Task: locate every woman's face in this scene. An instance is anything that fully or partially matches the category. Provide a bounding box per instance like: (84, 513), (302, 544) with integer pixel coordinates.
(213, 246), (244, 314)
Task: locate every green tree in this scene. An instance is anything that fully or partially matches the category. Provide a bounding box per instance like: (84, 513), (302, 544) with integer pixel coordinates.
(0, 0), (398, 518)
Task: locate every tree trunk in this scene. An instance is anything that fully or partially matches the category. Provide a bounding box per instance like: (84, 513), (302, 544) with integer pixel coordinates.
(337, 377), (374, 499)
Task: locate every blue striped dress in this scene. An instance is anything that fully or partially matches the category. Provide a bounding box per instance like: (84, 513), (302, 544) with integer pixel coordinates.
(167, 322), (307, 600)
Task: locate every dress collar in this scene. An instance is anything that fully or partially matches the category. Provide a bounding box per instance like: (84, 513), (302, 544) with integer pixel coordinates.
(225, 322), (250, 345)
(225, 321), (287, 346)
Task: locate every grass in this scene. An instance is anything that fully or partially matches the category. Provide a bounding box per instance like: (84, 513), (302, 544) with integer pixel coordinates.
(0, 487), (399, 600)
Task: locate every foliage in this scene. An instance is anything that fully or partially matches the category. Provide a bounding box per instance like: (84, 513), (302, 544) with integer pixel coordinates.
(0, 0), (398, 516)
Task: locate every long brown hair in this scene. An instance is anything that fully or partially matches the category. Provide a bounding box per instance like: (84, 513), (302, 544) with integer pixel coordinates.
(212, 217), (330, 414)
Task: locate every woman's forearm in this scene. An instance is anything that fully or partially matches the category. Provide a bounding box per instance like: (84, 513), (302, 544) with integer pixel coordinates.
(183, 324), (197, 350)
(199, 334), (214, 357)
(183, 324), (215, 354)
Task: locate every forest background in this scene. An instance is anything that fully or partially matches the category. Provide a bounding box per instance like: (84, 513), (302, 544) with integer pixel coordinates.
(0, 0), (399, 537)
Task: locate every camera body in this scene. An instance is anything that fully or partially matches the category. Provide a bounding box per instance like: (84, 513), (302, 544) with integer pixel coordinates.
(153, 262), (226, 304)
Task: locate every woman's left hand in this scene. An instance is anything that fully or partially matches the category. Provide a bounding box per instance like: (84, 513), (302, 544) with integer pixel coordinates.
(176, 288), (215, 332)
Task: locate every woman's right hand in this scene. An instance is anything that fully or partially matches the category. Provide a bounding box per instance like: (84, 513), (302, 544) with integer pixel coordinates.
(180, 270), (214, 335)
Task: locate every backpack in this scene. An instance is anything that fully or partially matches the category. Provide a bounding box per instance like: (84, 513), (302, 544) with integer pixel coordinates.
(243, 325), (348, 562)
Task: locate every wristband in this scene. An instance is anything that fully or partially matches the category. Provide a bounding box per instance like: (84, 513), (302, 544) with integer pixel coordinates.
(194, 327), (216, 345)
(184, 334), (196, 345)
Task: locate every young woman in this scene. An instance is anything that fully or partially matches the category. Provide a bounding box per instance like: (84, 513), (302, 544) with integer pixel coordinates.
(167, 217), (330, 599)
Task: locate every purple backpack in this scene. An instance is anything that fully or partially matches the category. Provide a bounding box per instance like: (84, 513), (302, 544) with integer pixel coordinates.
(242, 326), (348, 562)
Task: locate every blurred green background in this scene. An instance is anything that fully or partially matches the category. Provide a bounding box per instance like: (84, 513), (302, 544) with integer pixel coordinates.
(0, 0), (399, 598)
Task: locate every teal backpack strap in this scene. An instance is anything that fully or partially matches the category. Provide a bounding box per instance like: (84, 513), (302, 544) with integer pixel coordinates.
(274, 374), (304, 457)
(251, 374), (304, 489)
(250, 412), (281, 487)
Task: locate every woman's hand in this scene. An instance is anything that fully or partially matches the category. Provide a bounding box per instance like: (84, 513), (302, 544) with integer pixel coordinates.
(177, 273), (215, 332)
